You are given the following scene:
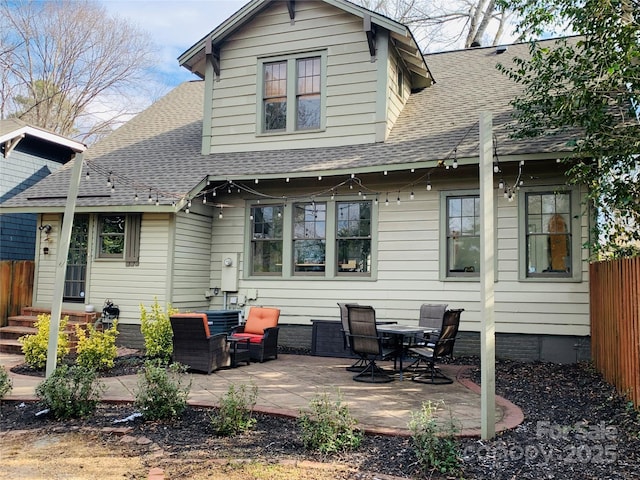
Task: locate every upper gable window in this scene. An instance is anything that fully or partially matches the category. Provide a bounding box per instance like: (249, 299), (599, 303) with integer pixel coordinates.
(258, 52), (326, 134)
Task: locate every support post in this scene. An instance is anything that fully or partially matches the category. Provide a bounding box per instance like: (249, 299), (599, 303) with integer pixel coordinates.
(479, 112), (496, 439)
(46, 153), (84, 378)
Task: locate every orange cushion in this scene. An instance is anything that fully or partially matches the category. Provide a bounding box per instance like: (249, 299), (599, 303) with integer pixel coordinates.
(232, 333), (265, 344)
(243, 307), (280, 335)
(170, 313), (210, 337)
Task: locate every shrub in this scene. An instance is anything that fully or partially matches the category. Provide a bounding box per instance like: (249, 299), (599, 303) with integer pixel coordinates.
(210, 383), (258, 436)
(35, 364), (105, 419)
(134, 359), (191, 420)
(139, 298), (177, 362)
(19, 314), (70, 369)
(0, 366), (12, 398)
(408, 400), (460, 476)
(75, 320), (119, 371)
(298, 390), (363, 454)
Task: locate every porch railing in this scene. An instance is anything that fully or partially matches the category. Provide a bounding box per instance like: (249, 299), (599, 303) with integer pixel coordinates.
(590, 257), (640, 408)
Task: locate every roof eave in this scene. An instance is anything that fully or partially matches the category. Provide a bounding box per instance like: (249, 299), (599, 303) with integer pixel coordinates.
(0, 125), (86, 152)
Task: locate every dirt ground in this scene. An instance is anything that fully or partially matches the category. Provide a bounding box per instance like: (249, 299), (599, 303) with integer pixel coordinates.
(0, 430), (360, 480)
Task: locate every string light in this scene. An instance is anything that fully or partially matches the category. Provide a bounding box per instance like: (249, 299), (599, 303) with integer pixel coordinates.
(410, 190), (415, 200)
(85, 169), (90, 180)
(202, 194), (207, 204)
(426, 174), (432, 191)
(147, 189), (153, 203)
(110, 182), (115, 193)
(218, 208), (223, 219)
(155, 194), (159, 206)
(254, 178), (259, 184)
(385, 193), (389, 206)
(134, 192), (139, 202)
(396, 192), (401, 205)
(498, 178), (504, 190)
(452, 148), (458, 169)
(106, 172), (112, 187)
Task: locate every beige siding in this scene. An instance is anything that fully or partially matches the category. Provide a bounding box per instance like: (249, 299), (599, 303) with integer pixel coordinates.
(208, 0), (380, 153)
(171, 211), (213, 311)
(88, 213), (173, 325)
(34, 213), (175, 326)
(387, 48), (409, 138)
(204, 173), (590, 337)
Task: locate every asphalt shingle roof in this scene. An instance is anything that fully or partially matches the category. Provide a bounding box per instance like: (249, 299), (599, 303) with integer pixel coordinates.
(0, 39), (573, 211)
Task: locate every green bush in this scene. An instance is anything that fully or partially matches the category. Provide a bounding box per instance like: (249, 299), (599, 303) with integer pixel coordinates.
(298, 390), (363, 454)
(139, 298), (177, 362)
(210, 383), (258, 436)
(35, 364), (105, 419)
(75, 320), (119, 371)
(134, 359), (191, 420)
(0, 365), (12, 398)
(408, 400), (461, 476)
(19, 314), (70, 370)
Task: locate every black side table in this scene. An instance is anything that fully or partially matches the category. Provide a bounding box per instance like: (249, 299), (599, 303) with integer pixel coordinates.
(227, 337), (251, 367)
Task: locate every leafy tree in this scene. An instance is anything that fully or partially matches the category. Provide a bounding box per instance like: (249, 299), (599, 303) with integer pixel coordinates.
(0, 0), (156, 143)
(499, 0), (640, 257)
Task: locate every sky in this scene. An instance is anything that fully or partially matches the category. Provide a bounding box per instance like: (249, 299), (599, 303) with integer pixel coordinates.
(101, 0), (247, 89)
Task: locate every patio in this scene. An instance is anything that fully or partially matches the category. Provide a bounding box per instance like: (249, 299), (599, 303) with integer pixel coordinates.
(0, 352), (523, 436)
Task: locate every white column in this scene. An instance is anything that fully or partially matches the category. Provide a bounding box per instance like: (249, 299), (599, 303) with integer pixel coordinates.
(46, 153), (84, 378)
(479, 112), (496, 439)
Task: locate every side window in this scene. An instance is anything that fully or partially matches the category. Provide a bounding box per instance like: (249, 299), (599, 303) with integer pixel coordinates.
(525, 191), (572, 277)
(251, 205), (284, 275)
(98, 215), (125, 258)
(445, 195), (480, 277)
(396, 67), (404, 98)
(336, 201), (372, 275)
(293, 202), (326, 274)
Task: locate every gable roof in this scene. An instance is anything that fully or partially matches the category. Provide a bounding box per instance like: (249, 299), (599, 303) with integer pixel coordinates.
(0, 118), (86, 155)
(178, 0), (431, 88)
(0, 39), (574, 214)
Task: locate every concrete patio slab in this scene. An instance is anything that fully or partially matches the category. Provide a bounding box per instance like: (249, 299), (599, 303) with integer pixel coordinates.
(0, 352), (523, 436)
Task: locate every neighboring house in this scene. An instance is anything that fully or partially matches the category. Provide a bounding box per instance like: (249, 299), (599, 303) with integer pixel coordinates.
(0, 119), (85, 260)
(0, 0), (591, 362)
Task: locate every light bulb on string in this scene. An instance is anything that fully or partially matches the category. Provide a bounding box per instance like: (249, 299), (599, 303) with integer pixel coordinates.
(147, 189), (153, 203)
(426, 174), (432, 191)
(85, 169), (90, 180)
(318, 175), (322, 181)
(411, 168), (415, 173)
(383, 170), (388, 175)
(202, 194), (207, 204)
(110, 183), (115, 193)
(396, 193), (401, 205)
(385, 193), (389, 206)
(134, 192), (139, 202)
(155, 194), (159, 206)
(255, 178), (259, 184)
(452, 148), (458, 169)
(286, 177), (290, 182)
(374, 196), (378, 205)
(107, 172), (112, 187)
(212, 189), (216, 197)
(218, 208), (223, 219)
(410, 190), (415, 200)
(498, 178), (504, 189)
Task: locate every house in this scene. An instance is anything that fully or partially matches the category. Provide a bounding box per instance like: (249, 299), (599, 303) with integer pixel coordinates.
(0, 119), (85, 260)
(0, 0), (591, 362)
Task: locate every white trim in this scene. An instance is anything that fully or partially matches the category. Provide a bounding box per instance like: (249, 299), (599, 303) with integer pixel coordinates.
(0, 125), (85, 152)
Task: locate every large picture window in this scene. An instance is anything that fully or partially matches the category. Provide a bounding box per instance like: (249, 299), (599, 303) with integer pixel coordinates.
(525, 191), (572, 277)
(259, 52), (325, 134)
(293, 202), (326, 274)
(445, 195), (480, 277)
(251, 205), (284, 275)
(336, 201), (371, 275)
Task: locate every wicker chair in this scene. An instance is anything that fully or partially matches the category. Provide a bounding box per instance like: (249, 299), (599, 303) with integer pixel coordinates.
(407, 309), (464, 384)
(169, 313), (230, 374)
(346, 304), (396, 383)
(230, 307), (280, 362)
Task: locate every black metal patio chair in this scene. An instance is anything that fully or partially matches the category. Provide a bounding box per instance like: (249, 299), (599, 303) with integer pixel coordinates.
(338, 302), (369, 372)
(407, 308), (464, 384)
(346, 304), (396, 383)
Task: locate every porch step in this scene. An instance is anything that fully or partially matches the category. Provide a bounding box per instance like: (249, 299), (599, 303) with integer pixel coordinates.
(0, 339), (23, 355)
(0, 325), (36, 340)
(6, 315), (38, 328)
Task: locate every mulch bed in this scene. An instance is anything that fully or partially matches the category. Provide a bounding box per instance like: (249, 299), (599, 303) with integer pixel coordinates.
(3, 355), (640, 479)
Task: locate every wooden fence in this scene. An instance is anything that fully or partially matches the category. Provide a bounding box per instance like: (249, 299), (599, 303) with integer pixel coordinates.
(590, 257), (640, 408)
(0, 260), (34, 327)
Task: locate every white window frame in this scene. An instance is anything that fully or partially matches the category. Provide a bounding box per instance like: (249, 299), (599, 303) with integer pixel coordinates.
(256, 51), (327, 135)
(518, 186), (583, 282)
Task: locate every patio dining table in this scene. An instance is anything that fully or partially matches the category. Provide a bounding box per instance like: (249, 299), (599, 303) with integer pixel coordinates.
(377, 324), (439, 381)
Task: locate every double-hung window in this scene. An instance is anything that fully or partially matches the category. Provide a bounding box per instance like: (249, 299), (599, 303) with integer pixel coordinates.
(293, 202), (326, 274)
(337, 201), (372, 274)
(523, 190), (573, 278)
(250, 205), (284, 275)
(441, 193), (480, 278)
(259, 52), (325, 134)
